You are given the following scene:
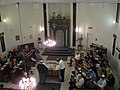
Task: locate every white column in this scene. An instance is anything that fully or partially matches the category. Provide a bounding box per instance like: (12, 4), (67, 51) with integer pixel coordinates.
(70, 3), (73, 48)
(46, 3), (50, 37)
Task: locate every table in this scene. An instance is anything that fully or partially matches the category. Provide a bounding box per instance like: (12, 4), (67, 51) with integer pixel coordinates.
(45, 61), (59, 77)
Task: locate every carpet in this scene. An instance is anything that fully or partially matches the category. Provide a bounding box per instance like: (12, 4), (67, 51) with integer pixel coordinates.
(36, 82), (61, 90)
(46, 56), (67, 61)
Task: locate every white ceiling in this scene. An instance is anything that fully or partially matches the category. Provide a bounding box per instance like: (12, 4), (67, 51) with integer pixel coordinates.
(0, 0), (119, 5)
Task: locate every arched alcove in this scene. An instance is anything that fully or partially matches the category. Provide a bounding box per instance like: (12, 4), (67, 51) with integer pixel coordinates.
(49, 15), (70, 47)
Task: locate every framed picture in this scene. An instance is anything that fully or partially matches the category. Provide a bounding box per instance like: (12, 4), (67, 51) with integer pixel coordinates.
(15, 35), (20, 41)
(29, 34), (33, 39)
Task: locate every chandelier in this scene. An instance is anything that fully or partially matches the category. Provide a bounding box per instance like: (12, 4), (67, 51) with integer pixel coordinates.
(44, 37), (56, 47)
(19, 77), (36, 90)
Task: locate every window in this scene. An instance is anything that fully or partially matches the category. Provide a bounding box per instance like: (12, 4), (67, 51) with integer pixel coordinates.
(0, 32), (6, 52)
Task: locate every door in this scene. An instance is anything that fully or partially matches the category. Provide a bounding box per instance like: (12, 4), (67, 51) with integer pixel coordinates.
(87, 33), (93, 49)
(55, 30), (64, 46)
(112, 34), (117, 56)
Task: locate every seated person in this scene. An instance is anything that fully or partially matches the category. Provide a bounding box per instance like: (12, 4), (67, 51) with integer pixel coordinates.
(0, 84), (4, 88)
(94, 74), (107, 90)
(86, 69), (97, 81)
(67, 57), (74, 66)
(80, 51), (84, 59)
(69, 71), (76, 84)
(75, 53), (80, 61)
(11, 58), (18, 67)
(0, 57), (6, 66)
(85, 69), (97, 89)
(106, 67), (115, 89)
(69, 74), (85, 90)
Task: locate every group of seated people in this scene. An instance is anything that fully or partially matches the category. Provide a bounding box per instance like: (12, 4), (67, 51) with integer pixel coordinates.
(0, 45), (42, 83)
(68, 43), (115, 90)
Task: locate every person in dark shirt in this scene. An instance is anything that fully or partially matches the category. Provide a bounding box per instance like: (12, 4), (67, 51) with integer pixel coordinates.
(37, 60), (48, 83)
(34, 49), (42, 61)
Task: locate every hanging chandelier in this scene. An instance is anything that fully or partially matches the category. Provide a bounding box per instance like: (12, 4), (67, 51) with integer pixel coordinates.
(19, 77), (36, 90)
(44, 37), (56, 47)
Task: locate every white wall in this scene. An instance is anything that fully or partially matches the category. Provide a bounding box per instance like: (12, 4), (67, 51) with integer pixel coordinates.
(48, 3), (70, 19)
(0, 2), (119, 88)
(77, 3), (116, 50)
(0, 3), (44, 53)
(77, 3), (120, 88)
(19, 3), (44, 48)
(0, 3), (117, 53)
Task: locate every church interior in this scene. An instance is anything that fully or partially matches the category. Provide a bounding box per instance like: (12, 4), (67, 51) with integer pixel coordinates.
(0, 0), (120, 90)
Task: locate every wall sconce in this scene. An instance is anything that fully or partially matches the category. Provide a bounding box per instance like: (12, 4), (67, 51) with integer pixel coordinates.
(76, 27), (82, 34)
(75, 27), (79, 32)
(39, 26), (44, 32)
(79, 27), (82, 33)
(113, 20), (116, 24)
(3, 19), (7, 22)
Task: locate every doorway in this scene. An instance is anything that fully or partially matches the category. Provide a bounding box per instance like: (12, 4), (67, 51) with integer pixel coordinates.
(87, 33), (93, 49)
(55, 30), (64, 46)
(112, 34), (117, 56)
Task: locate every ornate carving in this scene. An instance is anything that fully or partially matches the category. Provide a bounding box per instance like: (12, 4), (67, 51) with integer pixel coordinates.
(49, 13), (70, 46)
(49, 14), (70, 30)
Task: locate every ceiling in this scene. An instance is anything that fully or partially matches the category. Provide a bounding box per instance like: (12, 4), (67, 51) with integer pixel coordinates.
(0, 0), (119, 5)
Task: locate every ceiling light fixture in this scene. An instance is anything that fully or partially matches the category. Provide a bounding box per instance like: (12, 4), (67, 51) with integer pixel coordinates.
(19, 77), (36, 90)
(44, 37), (56, 47)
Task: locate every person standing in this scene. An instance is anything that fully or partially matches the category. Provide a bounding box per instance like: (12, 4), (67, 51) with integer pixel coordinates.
(57, 58), (65, 82)
(37, 60), (48, 83)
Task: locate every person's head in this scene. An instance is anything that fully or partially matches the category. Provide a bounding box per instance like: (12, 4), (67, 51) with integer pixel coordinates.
(88, 69), (94, 73)
(40, 60), (43, 63)
(57, 58), (60, 62)
(101, 74), (105, 79)
(77, 53), (80, 55)
(0, 84), (4, 88)
(71, 71), (75, 76)
(80, 51), (84, 55)
(77, 74), (82, 79)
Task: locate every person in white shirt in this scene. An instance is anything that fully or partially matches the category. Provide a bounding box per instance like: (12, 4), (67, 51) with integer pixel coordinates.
(69, 74), (85, 90)
(94, 74), (107, 90)
(57, 58), (65, 82)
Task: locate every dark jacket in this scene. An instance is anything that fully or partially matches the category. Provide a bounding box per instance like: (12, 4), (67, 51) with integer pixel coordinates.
(37, 63), (48, 74)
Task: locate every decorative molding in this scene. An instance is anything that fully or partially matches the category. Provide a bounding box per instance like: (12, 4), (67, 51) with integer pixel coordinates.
(49, 14), (70, 30)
